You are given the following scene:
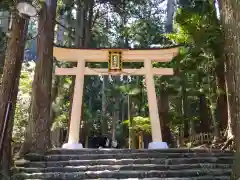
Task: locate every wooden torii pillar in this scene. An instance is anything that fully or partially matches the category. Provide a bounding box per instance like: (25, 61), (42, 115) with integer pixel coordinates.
(53, 47), (179, 149)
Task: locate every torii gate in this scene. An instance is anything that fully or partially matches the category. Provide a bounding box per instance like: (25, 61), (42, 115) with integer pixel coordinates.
(53, 47), (179, 149)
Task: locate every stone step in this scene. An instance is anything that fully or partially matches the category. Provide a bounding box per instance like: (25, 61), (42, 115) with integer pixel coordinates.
(15, 157), (233, 168)
(12, 149), (234, 179)
(10, 169), (232, 180)
(24, 152), (234, 161)
(20, 177), (232, 180)
(13, 163), (232, 173)
(71, 178), (232, 180)
(46, 148), (231, 155)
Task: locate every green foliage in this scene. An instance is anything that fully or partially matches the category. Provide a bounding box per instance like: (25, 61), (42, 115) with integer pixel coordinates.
(0, 0), (13, 10)
(123, 116), (151, 134)
(51, 76), (71, 130)
(162, 0), (224, 137)
(13, 62), (35, 143)
(11, 0), (227, 149)
(119, 84), (140, 96)
(129, 19), (164, 48)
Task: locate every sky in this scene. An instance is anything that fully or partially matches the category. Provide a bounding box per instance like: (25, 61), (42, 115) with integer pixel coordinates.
(215, 0), (220, 19)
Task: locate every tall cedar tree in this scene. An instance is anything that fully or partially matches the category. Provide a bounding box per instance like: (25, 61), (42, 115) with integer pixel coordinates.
(20, 0), (57, 154)
(0, 13), (28, 176)
(218, 0), (240, 178)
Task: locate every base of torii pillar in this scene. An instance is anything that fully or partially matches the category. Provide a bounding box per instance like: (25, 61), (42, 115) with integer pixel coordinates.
(148, 141), (168, 149)
(62, 143), (83, 149)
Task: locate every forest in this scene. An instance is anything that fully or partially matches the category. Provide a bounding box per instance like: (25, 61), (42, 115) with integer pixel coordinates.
(0, 0), (240, 179)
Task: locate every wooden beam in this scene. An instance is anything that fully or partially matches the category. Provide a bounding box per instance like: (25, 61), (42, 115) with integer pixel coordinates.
(84, 67), (145, 75)
(55, 67), (174, 76)
(55, 67), (78, 75)
(53, 47), (179, 62)
(152, 68), (173, 75)
(84, 67), (174, 75)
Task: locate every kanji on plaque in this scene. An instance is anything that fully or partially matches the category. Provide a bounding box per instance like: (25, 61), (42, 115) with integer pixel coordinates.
(108, 51), (122, 72)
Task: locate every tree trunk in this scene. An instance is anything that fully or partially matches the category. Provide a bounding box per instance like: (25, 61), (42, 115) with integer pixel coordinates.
(198, 95), (211, 133)
(181, 81), (189, 137)
(84, 0), (94, 48)
(101, 76), (108, 135)
(224, 71), (234, 141)
(51, 127), (61, 148)
(85, 135), (89, 148)
(0, 52), (5, 75)
(158, 85), (173, 146)
(128, 95), (132, 148)
(177, 97), (184, 147)
(189, 118), (195, 145)
(216, 60), (228, 130)
(111, 77), (121, 141)
(121, 98), (125, 122)
(50, 71), (61, 147)
(20, 0), (57, 154)
(218, 0), (240, 178)
(210, 104), (220, 143)
(0, 34), (7, 76)
(208, 74), (220, 143)
(111, 110), (117, 141)
(0, 13), (28, 176)
(166, 0), (175, 32)
(137, 77), (144, 116)
(198, 70), (211, 133)
(130, 100), (137, 149)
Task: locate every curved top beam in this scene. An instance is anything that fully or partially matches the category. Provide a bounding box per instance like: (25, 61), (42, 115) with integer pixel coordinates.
(53, 46), (179, 62)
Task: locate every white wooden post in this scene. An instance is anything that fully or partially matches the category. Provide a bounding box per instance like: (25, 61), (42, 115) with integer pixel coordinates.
(62, 60), (85, 149)
(144, 59), (168, 149)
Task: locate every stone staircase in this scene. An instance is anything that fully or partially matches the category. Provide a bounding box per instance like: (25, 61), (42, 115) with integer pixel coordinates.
(11, 148), (234, 180)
